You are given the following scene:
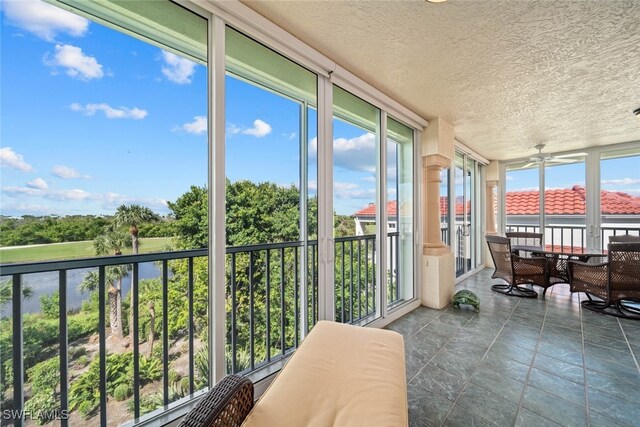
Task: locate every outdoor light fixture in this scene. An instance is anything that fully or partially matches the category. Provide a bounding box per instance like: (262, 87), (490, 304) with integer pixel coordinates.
(426, 0), (448, 3)
(634, 108), (640, 119)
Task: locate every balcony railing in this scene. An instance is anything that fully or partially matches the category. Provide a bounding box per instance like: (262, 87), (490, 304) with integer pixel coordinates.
(505, 224), (640, 252)
(0, 233), (401, 426)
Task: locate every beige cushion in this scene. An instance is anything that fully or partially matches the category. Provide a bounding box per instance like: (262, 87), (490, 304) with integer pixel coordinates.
(242, 320), (408, 427)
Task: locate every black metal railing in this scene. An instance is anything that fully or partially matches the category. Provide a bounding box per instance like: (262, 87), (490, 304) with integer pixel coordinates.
(0, 232), (403, 426)
(0, 249), (207, 427)
(506, 224), (640, 252)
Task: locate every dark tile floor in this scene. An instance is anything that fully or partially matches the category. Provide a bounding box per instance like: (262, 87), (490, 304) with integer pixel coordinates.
(386, 269), (640, 427)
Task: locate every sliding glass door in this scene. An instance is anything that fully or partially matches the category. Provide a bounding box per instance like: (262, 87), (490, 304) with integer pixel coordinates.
(452, 151), (484, 278)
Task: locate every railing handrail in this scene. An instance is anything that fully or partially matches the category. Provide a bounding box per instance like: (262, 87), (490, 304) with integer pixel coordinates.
(0, 248), (208, 276)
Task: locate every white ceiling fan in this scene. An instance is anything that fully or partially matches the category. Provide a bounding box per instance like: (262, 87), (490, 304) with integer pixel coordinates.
(522, 144), (586, 168)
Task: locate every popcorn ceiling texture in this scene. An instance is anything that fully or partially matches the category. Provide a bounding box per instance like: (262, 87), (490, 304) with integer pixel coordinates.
(241, 0), (640, 161)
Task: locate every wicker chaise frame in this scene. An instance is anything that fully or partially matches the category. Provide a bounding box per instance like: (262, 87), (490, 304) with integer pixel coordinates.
(486, 235), (548, 298)
(178, 375), (254, 427)
(568, 242), (640, 319)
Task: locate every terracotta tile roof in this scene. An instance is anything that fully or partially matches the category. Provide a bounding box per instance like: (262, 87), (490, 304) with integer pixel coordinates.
(355, 186), (640, 217)
(506, 185), (640, 215)
(354, 201), (396, 217)
(354, 200), (415, 217)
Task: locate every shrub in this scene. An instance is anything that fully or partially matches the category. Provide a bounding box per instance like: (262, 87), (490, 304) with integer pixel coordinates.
(27, 356), (60, 394)
(69, 346), (87, 360)
(113, 383), (132, 401)
(76, 355), (88, 367)
(24, 391), (58, 425)
(139, 356), (161, 384)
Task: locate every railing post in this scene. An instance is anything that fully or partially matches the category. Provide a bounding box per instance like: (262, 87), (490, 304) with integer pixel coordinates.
(12, 274), (23, 427)
(59, 270), (69, 427)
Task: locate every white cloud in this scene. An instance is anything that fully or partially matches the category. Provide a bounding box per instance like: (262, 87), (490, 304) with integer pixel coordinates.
(227, 123), (241, 135)
(310, 133), (392, 174)
(0, 147), (34, 172)
(176, 116), (207, 134)
(161, 51), (196, 84)
(2, 186), (89, 200)
(2, 0), (89, 41)
(48, 189), (92, 201)
(226, 119), (272, 138)
(601, 178), (640, 187)
(51, 165), (90, 179)
(1, 186), (168, 213)
(243, 119), (272, 137)
(333, 181), (376, 200)
(45, 44), (104, 80)
(26, 178), (48, 190)
(70, 102), (147, 119)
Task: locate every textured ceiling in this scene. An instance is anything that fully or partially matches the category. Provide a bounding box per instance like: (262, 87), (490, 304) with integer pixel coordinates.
(240, 0), (640, 161)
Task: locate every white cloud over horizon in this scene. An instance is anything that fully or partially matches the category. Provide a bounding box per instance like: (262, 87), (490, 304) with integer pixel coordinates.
(601, 178), (640, 187)
(3, 0), (89, 41)
(227, 119), (272, 138)
(161, 51), (196, 84)
(51, 165), (90, 179)
(176, 116), (207, 134)
(70, 102), (147, 119)
(45, 44), (104, 80)
(1, 185), (169, 215)
(26, 178), (48, 190)
(0, 147), (34, 172)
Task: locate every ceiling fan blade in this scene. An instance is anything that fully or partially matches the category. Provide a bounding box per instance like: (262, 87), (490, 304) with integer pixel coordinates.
(521, 162), (537, 169)
(554, 152), (587, 158)
(548, 158), (576, 164)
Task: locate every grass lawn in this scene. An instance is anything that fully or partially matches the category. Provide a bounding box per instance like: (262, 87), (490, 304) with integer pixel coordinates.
(0, 237), (174, 264)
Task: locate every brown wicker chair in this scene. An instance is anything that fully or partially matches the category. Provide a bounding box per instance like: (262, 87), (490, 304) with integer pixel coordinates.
(506, 231), (543, 249)
(486, 235), (549, 297)
(568, 243), (640, 319)
(609, 234), (640, 244)
(178, 375), (254, 427)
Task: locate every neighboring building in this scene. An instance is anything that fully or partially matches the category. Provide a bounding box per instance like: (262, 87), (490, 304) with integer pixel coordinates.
(356, 185), (640, 242)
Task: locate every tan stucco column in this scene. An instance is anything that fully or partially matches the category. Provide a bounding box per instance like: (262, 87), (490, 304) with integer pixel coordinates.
(421, 118), (454, 309)
(423, 155), (450, 255)
(484, 161), (500, 268)
(486, 180), (498, 235)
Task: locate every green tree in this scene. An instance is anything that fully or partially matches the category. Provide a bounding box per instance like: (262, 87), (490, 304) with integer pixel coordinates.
(0, 279), (33, 307)
(167, 185), (208, 250)
(80, 228), (132, 338)
(114, 204), (160, 254)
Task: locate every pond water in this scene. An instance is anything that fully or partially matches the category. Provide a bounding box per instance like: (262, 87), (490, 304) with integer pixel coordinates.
(15, 262), (163, 315)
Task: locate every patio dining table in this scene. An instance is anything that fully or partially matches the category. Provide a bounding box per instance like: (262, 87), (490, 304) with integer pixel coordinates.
(512, 245), (607, 286)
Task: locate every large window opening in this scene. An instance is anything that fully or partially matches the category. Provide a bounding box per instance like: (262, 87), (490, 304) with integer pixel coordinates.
(224, 27), (317, 375)
(1, 1), (209, 424)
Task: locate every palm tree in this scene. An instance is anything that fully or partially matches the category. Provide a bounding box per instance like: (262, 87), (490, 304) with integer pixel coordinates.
(0, 279), (33, 309)
(79, 266), (130, 338)
(79, 228), (132, 338)
(114, 204), (160, 255)
(114, 204), (159, 342)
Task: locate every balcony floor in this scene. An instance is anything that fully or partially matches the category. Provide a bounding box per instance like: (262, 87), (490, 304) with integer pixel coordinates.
(386, 268), (640, 427)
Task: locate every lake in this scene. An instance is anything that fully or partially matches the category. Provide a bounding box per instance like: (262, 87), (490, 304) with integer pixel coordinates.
(7, 262), (163, 315)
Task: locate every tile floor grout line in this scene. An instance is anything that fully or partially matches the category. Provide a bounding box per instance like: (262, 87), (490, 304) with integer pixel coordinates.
(512, 286), (550, 427)
(579, 292), (592, 427)
(438, 294), (524, 427)
(409, 309), (480, 384)
(616, 317), (640, 374)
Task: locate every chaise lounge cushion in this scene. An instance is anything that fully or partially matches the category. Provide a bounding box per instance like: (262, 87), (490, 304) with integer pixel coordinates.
(241, 320), (408, 427)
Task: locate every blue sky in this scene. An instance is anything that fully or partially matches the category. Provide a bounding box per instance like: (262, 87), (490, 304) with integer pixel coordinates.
(4, 1), (634, 222)
(0, 0), (384, 218)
